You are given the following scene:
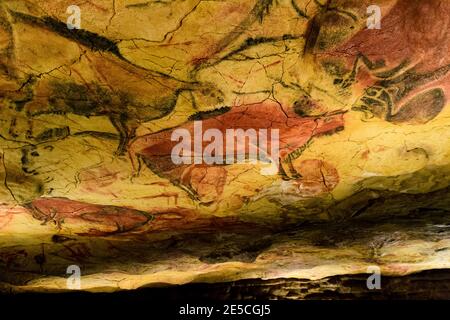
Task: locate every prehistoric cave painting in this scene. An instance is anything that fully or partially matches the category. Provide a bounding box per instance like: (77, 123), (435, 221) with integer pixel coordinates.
(0, 204), (27, 230)
(21, 80), (224, 155)
(131, 102), (345, 202)
(191, 0), (374, 72)
(0, 7), (225, 155)
(0, 211), (14, 230)
(56, 243), (92, 264)
(334, 55), (450, 124)
(24, 198), (154, 236)
(255, 159), (339, 202)
(293, 159), (339, 195)
(322, 0), (450, 124)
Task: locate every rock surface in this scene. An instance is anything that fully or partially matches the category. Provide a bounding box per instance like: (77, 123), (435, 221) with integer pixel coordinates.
(0, 0), (449, 296)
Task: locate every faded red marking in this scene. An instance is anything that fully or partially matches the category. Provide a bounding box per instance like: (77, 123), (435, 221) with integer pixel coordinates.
(79, 0), (109, 13)
(60, 243), (92, 263)
(220, 72), (246, 85)
(132, 102), (344, 161)
(181, 165), (227, 203)
(0, 204), (28, 230)
(138, 192), (180, 205)
(158, 41), (194, 47)
(79, 167), (121, 196)
(0, 213), (13, 231)
(143, 208), (248, 233)
(254, 60), (282, 72)
(294, 159), (339, 196)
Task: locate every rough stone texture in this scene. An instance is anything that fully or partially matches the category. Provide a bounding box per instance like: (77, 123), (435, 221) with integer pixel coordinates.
(0, 0), (449, 296)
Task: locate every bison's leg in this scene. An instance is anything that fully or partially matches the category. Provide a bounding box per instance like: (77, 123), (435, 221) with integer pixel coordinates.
(334, 54), (406, 89)
(279, 158), (302, 180)
(109, 115), (129, 156)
